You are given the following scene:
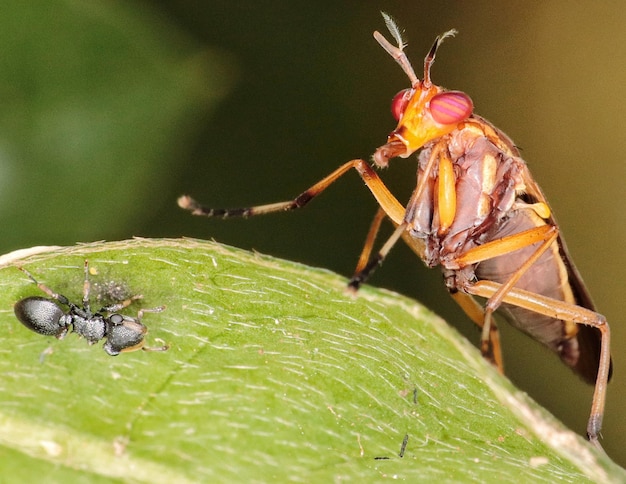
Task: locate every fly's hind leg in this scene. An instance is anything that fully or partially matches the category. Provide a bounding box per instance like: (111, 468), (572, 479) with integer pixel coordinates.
(465, 279), (611, 447)
(449, 291), (504, 372)
(449, 224), (558, 371)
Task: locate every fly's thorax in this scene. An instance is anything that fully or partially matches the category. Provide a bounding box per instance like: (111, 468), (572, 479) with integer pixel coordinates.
(406, 124), (527, 269)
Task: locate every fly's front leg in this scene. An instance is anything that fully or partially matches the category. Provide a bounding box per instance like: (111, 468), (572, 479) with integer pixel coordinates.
(348, 221), (408, 291)
(350, 206), (427, 289)
(179, 159), (405, 222)
(347, 159), (431, 290)
(350, 141), (449, 290)
(353, 208), (387, 276)
(180, 159), (417, 292)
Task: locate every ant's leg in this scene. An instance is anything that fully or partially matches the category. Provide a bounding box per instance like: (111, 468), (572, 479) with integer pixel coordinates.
(137, 305), (166, 322)
(136, 306), (168, 351)
(18, 266), (73, 308)
(99, 295), (143, 314)
(142, 338), (169, 352)
(82, 260), (91, 312)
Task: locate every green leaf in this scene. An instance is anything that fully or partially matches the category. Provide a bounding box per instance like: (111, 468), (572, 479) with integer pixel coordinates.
(0, 238), (623, 482)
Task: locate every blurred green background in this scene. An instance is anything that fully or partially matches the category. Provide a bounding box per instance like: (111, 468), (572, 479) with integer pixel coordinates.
(2, 0), (625, 467)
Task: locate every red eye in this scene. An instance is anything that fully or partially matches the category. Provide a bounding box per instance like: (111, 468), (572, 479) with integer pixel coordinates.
(429, 91), (473, 125)
(391, 89), (412, 121)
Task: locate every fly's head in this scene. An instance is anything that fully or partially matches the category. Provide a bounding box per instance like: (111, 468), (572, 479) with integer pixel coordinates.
(373, 14), (473, 167)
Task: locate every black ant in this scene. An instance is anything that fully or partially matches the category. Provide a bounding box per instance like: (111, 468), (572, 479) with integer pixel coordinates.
(14, 260), (168, 356)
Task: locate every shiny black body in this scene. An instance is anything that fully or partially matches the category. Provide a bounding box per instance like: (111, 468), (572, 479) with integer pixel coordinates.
(14, 263), (156, 356)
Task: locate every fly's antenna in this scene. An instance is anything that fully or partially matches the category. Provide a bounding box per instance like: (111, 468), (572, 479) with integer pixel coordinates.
(423, 29), (457, 86)
(374, 12), (419, 86)
(382, 11), (404, 48)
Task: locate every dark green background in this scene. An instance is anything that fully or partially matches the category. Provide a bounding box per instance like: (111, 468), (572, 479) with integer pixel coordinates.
(2, 0), (625, 468)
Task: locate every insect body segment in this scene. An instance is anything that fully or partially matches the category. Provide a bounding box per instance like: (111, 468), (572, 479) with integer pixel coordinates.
(14, 296), (72, 337)
(14, 261), (168, 356)
(373, 24), (473, 166)
(178, 14), (611, 446)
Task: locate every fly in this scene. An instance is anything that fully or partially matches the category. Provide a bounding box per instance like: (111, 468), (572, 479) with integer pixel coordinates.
(178, 13), (612, 447)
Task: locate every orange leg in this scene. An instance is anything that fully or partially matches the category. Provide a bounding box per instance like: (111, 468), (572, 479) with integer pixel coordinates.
(464, 279), (610, 447)
(344, 146), (455, 288)
(453, 225), (556, 268)
(180, 159), (424, 289)
(450, 224), (558, 361)
(354, 208), (387, 276)
(179, 159), (407, 223)
(450, 291), (504, 371)
(349, 221), (408, 290)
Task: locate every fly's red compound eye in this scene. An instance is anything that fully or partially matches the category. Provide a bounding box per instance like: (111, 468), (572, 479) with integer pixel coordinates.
(391, 89), (413, 121)
(429, 91), (473, 125)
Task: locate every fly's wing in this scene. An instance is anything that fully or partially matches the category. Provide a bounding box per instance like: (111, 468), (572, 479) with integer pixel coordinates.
(482, 116), (610, 383)
(519, 164), (612, 384)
